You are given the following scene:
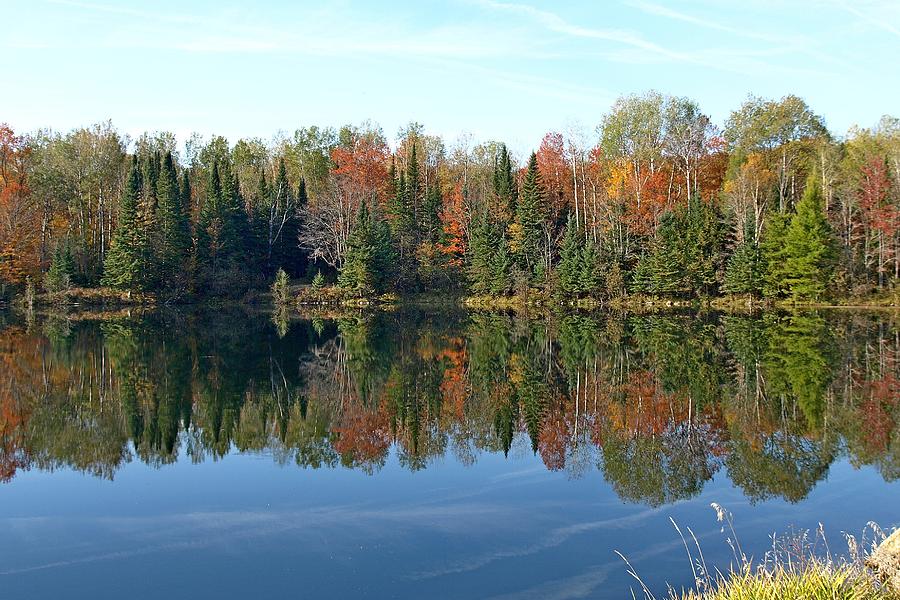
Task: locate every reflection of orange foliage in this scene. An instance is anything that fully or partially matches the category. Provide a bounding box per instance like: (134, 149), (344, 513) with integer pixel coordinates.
(438, 340), (467, 420)
(333, 402), (391, 465)
(0, 328), (35, 482)
(538, 400), (570, 471)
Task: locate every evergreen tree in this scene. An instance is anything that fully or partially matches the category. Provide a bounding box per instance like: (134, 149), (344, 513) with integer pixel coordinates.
(631, 196), (724, 297)
(468, 212), (510, 294)
(422, 183), (442, 244)
(406, 145), (423, 232)
(196, 160), (250, 293)
(761, 211), (791, 298)
(493, 144), (517, 217)
(154, 152), (191, 290)
(514, 153), (546, 280)
(311, 269), (325, 290)
(557, 216), (582, 295)
(723, 219), (763, 296)
(180, 171), (192, 215)
(271, 157), (299, 273)
(338, 201), (393, 296)
(779, 177), (837, 301)
(44, 243), (74, 293)
(102, 158), (145, 290)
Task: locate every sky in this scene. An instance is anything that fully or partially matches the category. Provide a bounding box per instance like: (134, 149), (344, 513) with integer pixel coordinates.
(2, 0), (899, 153)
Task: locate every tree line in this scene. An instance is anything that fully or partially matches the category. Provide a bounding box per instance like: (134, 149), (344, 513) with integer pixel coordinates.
(1, 92), (899, 302)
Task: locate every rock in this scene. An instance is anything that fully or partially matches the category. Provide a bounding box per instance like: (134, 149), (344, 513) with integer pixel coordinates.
(867, 528), (900, 592)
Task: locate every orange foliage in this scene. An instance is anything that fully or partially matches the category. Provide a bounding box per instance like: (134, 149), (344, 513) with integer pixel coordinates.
(440, 183), (467, 264)
(330, 136), (390, 210)
(0, 124), (39, 286)
(536, 132), (572, 218)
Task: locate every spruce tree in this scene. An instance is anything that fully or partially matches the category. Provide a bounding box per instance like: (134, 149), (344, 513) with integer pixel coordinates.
(44, 243), (73, 293)
(630, 196), (724, 297)
(467, 212), (510, 294)
(780, 177), (837, 301)
(422, 183), (442, 244)
(514, 153), (546, 280)
(557, 217), (582, 295)
(723, 219), (763, 296)
(338, 201), (392, 296)
(406, 145), (423, 233)
(102, 158), (145, 290)
(761, 211), (791, 298)
(493, 144), (517, 217)
(155, 152), (191, 289)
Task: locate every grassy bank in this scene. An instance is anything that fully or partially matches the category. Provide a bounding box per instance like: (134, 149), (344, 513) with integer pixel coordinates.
(677, 563), (897, 600)
(622, 507), (899, 600)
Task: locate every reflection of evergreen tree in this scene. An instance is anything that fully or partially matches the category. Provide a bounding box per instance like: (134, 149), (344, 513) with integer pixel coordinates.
(631, 315), (727, 408)
(763, 313), (836, 429)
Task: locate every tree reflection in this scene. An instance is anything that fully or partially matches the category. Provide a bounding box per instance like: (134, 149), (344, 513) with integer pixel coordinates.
(0, 308), (898, 507)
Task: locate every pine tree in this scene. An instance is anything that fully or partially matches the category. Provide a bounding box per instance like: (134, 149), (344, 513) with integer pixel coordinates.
(468, 212), (508, 294)
(780, 177), (837, 301)
(761, 211), (791, 298)
(723, 219), (763, 296)
(311, 269), (325, 290)
(406, 145), (423, 232)
(493, 144), (517, 217)
(339, 201), (378, 296)
(422, 183), (442, 244)
(155, 152), (191, 289)
(102, 158), (145, 290)
(514, 153), (546, 280)
(44, 243), (73, 293)
(557, 217), (582, 295)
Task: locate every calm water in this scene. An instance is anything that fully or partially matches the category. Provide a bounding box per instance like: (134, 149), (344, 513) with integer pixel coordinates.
(1, 308), (898, 599)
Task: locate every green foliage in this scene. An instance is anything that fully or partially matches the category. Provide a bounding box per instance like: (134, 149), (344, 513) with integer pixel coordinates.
(493, 143), (517, 216)
(514, 153), (546, 280)
(467, 212), (511, 294)
(557, 216), (602, 296)
(632, 195), (725, 297)
(271, 268), (291, 306)
(338, 201), (395, 296)
(102, 158), (146, 291)
(44, 242), (74, 294)
(779, 178), (837, 301)
(311, 269), (325, 290)
(154, 152), (191, 291)
(723, 220), (763, 296)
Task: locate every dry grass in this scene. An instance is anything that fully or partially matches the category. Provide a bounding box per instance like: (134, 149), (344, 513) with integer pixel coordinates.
(619, 504), (898, 600)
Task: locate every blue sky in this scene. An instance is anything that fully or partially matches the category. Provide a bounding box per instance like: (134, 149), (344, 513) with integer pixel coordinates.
(3, 0), (899, 152)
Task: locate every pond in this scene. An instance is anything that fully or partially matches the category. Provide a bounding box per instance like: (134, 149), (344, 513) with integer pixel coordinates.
(0, 308), (898, 599)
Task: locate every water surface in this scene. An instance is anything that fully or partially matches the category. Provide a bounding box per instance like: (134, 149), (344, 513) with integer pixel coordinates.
(1, 308), (898, 599)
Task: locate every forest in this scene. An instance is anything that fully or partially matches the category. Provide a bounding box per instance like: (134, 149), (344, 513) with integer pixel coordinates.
(1, 91), (899, 304)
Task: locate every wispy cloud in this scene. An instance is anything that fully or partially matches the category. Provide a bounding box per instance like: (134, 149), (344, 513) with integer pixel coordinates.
(838, 0), (900, 38)
(471, 0), (692, 62)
